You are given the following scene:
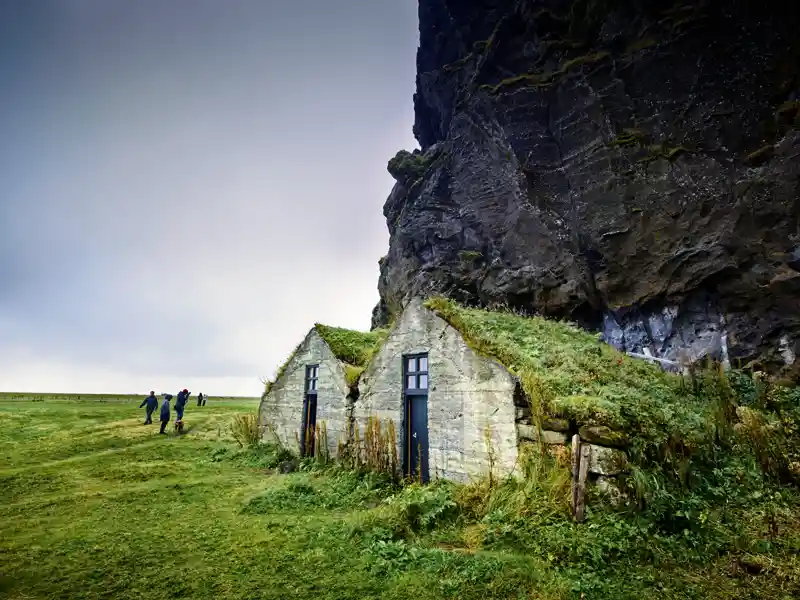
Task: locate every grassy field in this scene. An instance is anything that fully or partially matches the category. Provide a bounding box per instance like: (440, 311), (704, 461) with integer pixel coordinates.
(0, 396), (563, 600)
(0, 392), (253, 403)
(2, 393), (799, 600)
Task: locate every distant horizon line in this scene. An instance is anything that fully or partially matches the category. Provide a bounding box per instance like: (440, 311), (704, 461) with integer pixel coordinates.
(0, 391), (260, 399)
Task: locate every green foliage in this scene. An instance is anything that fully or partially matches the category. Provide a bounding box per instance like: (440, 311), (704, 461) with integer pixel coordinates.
(343, 364), (364, 387)
(4, 396), (800, 599)
(358, 481), (461, 540)
(263, 325), (387, 397)
(243, 469), (395, 513)
(424, 296), (710, 451)
(387, 149), (440, 182)
(315, 323), (388, 387)
(230, 413), (260, 449)
(314, 323), (387, 368)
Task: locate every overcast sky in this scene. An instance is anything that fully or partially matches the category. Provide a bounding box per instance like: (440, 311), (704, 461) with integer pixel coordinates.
(0, 0), (419, 397)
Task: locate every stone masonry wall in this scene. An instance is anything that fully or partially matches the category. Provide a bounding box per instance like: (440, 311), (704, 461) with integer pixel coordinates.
(259, 329), (351, 457)
(356, 298), (518, 482)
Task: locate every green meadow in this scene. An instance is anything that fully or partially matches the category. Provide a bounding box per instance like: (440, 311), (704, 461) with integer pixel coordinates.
(1, 391), (799, 599)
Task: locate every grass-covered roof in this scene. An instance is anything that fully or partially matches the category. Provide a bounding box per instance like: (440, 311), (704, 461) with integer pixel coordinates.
(314, 324), (388, 386)
(313, 324), (386, 367)
(262, 324), (388, 398)
(424, 297), (713, 454)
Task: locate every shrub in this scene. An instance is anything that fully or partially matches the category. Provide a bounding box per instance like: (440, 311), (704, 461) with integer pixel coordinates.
(361, 481), (460, 540)
(230, 413), (260, 449)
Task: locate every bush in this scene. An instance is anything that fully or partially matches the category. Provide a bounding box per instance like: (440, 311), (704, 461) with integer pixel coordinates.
(357, 481), (460, 541)
(230, 413), (260, 449)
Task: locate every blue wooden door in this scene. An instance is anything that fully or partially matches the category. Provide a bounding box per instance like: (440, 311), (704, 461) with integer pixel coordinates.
(403, 354), (429, 483)
(301, 394), (317, 457)
(301, 365), (319, 457)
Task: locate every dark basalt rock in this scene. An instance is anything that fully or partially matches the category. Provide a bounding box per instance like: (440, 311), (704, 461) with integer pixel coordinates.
(373, 0), (800, 375)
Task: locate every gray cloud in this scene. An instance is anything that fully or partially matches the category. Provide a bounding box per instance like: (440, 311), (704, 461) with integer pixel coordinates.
(0, 0), (419, 395)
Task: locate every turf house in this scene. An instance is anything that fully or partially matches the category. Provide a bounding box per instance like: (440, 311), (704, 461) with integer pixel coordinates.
(354, 297), (683, 500)
(354, 298), (526, 483)
(259, 324), (385, 458)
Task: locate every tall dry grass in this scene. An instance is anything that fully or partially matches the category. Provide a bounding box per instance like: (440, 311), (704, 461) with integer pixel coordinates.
(231, 413), (260, 448)
(338, 415), (399, 480)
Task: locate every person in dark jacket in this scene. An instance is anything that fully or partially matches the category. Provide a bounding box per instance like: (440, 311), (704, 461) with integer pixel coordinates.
(139, 390), (158, 424)
(174, 389), (190, 422)
(197, 392), (203, 407)
(159, 394), (172, 434)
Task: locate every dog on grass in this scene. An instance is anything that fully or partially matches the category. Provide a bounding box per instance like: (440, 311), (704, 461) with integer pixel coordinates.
(174, 419), (184, 433)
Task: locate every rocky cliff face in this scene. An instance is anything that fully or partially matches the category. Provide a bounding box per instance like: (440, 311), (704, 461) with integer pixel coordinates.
(373, 0), (800, 374)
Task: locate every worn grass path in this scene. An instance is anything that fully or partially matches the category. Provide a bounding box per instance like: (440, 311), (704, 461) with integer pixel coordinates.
(0, 398), (555, 600)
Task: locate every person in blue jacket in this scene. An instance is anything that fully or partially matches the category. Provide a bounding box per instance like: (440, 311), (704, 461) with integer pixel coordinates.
(138, 390), (158, 424)
(159, 394), (172, 434)
(174, 389), (190, 423)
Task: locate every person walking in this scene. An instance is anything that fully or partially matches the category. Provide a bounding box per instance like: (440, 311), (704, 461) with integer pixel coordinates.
(202, 393), (207, 406)
(175, 389), (190, 422)
(159, 394), (172, 434)
(139, 390), (158, 424)
(197, 392), (203, 407)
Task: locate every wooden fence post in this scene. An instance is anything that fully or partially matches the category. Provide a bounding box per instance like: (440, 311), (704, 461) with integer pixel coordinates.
(575, 443), (591, 523)
(570, 434), (581, 516)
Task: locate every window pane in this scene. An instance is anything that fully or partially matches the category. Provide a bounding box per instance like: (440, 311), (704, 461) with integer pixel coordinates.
(418, 356), (428, 372)
(406, 375), (416, 389)
(419, 374), (428, 389)
(407, 357), (417, 372)
(311, 379), (317, 391)
(312, 366), (318, 377)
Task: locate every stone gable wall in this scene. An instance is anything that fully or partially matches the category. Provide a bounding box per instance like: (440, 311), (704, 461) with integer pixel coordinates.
(259, 329), (350, 457)
(356, 299), (518, 482)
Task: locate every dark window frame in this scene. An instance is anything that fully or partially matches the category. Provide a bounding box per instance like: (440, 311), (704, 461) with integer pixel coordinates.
(403, 353), (429, 396)
(305, 364), (319, 394)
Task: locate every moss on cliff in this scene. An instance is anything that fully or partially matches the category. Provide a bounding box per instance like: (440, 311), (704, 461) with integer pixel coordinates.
(481, 51), (610, 94)
(387, 149), (441, 183)
(744, 144), (775, 166)
(636, 142), (691, 164)
(609, 128), (647, 148)
(458, 250), (483, 263)
(442, 53), (475, 73)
